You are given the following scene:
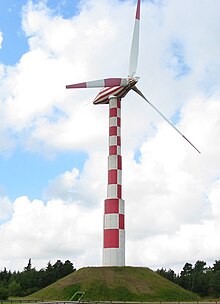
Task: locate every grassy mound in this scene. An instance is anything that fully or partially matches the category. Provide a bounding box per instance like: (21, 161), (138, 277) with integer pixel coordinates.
(28, 266), (200, 301)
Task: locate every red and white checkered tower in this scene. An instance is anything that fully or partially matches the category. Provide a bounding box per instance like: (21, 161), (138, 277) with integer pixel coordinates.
(103, 96), (125, 266)
(66, 0), (200, 267)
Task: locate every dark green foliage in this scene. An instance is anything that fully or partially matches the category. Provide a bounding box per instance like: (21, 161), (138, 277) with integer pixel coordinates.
(156, 268), (176, 283)
(209, 260), (220, 297)
(8, 280), (22, 296)
(0, 259), (75, 298)
(0, 285), (8, 300)
(157, 259), (220, 298)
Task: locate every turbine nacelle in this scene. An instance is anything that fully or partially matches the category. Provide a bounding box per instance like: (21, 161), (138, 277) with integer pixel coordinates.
(66, 76), (140, 105)
(92, 77), (139, 105)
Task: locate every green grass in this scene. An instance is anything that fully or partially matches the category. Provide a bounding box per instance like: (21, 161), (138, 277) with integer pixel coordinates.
(25, 266), (200, 301)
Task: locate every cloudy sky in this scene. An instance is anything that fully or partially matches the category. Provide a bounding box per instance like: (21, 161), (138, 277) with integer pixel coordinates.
(0, 0), (220, 272)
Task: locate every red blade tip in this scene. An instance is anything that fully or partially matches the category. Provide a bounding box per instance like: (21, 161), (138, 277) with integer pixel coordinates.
(136, 0), (141, 20)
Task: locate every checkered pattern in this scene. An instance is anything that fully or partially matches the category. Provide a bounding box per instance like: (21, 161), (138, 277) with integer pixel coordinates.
(103, 96), (125, 266)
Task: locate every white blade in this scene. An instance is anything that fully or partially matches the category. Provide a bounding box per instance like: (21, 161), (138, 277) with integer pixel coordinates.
(128, 0), (141, 77)
(132, 86), (201, 154)
(66, 78), (129, 89)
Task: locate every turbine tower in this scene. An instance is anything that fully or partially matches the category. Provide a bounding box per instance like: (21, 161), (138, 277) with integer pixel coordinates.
(66, 0), (200, 267)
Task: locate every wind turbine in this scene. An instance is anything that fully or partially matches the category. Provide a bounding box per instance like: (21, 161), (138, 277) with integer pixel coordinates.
(66, 0), (200, 267)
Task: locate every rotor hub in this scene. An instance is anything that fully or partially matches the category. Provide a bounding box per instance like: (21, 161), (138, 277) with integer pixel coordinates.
(128, 76), (140, 86)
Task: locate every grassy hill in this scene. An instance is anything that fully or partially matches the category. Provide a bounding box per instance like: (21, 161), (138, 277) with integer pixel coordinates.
(27, 266), (200, 301)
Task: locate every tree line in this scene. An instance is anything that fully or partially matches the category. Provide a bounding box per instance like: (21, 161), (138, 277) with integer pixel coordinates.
(0, 259), (75, 299)
(1, 258), (220, 300)
(157, 260), (220, 298)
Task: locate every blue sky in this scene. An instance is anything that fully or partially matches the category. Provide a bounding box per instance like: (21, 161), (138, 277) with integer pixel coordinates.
(0, 0), (29, 64)
(0, 150), (87, 200)
(0, 0), (79, 65)
(0, 0), (84, 201)
(0, 0), (220, 271)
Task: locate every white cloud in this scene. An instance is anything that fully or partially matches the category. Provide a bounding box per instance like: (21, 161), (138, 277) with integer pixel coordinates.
(124, 97), (220, 270)
(44, 168), (80, 201)
(0, 196), (102, 270)
(0, 0), (220, 271)
(0, 0), (219, 153)
(44, 151), (107, 206)
(209, 179), (220, 218)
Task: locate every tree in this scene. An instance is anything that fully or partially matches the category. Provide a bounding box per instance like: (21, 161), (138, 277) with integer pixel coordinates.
(0, 285), (8, 300)
(24, 258), (33, 272)
(8, 280), (21, 296)
(0, 268), (11, 284)
(156, 268), (176, 283)
(212, 270), (220, 297)
(191, 260), (208, 296)
(179, 263), (193, 290)
(53, 260), (64, 280)
(194, 260), (206, 273)
(213, 260), (220, 272)
(0, 258), (76, 297)
(210, 261), (220, 297)
(62, 260), (75, 277)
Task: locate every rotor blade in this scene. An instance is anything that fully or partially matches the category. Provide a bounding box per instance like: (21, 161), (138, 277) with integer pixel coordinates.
(128, 0), (141, 77)
(66, 78), (128, 89)
(132, 86), (201, 154)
